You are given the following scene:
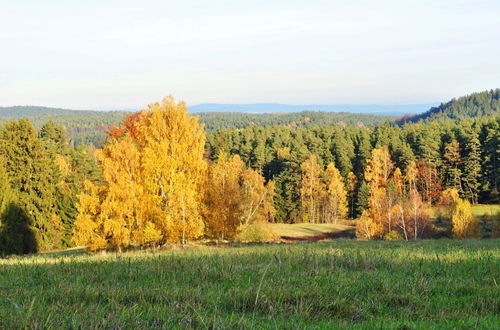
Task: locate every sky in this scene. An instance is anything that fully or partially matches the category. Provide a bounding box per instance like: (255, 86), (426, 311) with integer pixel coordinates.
(1, 0), (499, 109)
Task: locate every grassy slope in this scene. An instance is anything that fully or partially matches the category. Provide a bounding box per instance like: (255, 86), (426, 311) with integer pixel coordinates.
(1, 240), (499, 329)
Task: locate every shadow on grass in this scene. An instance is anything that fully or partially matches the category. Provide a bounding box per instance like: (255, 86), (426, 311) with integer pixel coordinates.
(0, 202), (38, 256)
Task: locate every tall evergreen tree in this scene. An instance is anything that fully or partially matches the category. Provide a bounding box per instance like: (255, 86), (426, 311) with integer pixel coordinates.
(0, 119), (63, 252)
(463, 129), (481, 204)
(481, 124), (499, 202)
(443, 140), (463, 193)
(356, 180), (370, 216)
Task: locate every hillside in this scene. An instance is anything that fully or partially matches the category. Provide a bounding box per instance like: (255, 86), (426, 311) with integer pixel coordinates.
(399, 89), (500, 123)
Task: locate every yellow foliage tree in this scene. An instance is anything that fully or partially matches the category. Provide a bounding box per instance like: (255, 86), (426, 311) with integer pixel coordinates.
(443, 188), (480, 239)
(73, 136), (161, 251)
(74, 96), (207, 250)
(364, 146), (394, 188)
(358, 147), (394, 239)
(204, 153), (244, 240)
(240, 168), (275, 225)
(323, 163), (348, 223)
(134, 97), (207, 244)
(300, 155), (324, 223)
(355, 210), (379, 239)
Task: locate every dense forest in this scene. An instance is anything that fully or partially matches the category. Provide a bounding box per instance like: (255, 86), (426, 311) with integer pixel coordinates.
(0, 92), (499, 255)
(197, 111), (393, 131)
(206, 115), (499, 218)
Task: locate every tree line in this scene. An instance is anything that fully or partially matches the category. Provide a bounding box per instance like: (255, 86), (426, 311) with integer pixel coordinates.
(1, 107), (394, 148)
(0, 96), (499, 254)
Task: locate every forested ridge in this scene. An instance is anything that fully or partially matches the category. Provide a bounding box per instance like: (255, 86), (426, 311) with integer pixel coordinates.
(0, 93), (499, 255)
(399, 89), (500, 123)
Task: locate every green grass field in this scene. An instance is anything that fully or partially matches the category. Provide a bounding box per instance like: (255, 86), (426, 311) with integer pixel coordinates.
(1, 240), (499, 329)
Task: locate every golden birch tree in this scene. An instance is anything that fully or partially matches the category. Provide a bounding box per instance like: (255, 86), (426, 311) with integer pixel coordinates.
(323, 163), (348, 223)
(203, 153), (244, 240)
(134, 97), (207, 244)
(240, 168), (275, 225)
(300, 155), (324, 223)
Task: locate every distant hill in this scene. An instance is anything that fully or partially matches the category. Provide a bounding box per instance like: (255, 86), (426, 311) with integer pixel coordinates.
(0, 105), (75, 117)
(399, 89), (500, 123)
(0, 106), (130, 118)
(189, 103), (437, 116)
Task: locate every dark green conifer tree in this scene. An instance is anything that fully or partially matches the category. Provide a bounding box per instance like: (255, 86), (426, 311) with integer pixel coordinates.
(463, 129), (482, 204)
(0, 119), (62, 252)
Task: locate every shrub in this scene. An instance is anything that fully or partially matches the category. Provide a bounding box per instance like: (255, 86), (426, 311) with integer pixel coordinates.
(355, 211), (380, 239)
(384, 230), (402, 241)
(235, 222), (278, 243)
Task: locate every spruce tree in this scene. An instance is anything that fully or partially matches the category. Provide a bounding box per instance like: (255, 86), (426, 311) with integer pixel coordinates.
(356, 180), (370, 217)
(443, 140), (463, 193)
(463, 129), (481, 204)
(482, 125), (499, 203)
(0, 119), (62, 252)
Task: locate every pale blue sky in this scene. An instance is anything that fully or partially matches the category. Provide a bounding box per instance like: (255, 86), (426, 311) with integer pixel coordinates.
(1, 0), (499, 109)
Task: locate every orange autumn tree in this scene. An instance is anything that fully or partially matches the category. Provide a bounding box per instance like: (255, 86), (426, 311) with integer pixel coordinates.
(74, 97), (206, 250)
(204, 152), (275, 241)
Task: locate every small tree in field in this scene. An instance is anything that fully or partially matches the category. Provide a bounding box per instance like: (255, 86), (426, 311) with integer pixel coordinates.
(443, 188), (480, 239)
(451, 198), (480, 239)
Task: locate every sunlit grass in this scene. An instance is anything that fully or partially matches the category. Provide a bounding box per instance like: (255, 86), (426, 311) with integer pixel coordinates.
(472, 204), (500, 217)
(1, 240), (499, 328)
(270, 222), (352, 238)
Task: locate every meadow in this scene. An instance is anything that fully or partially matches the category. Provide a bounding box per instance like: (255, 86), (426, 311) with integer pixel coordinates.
(1, 239), (499, 329)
